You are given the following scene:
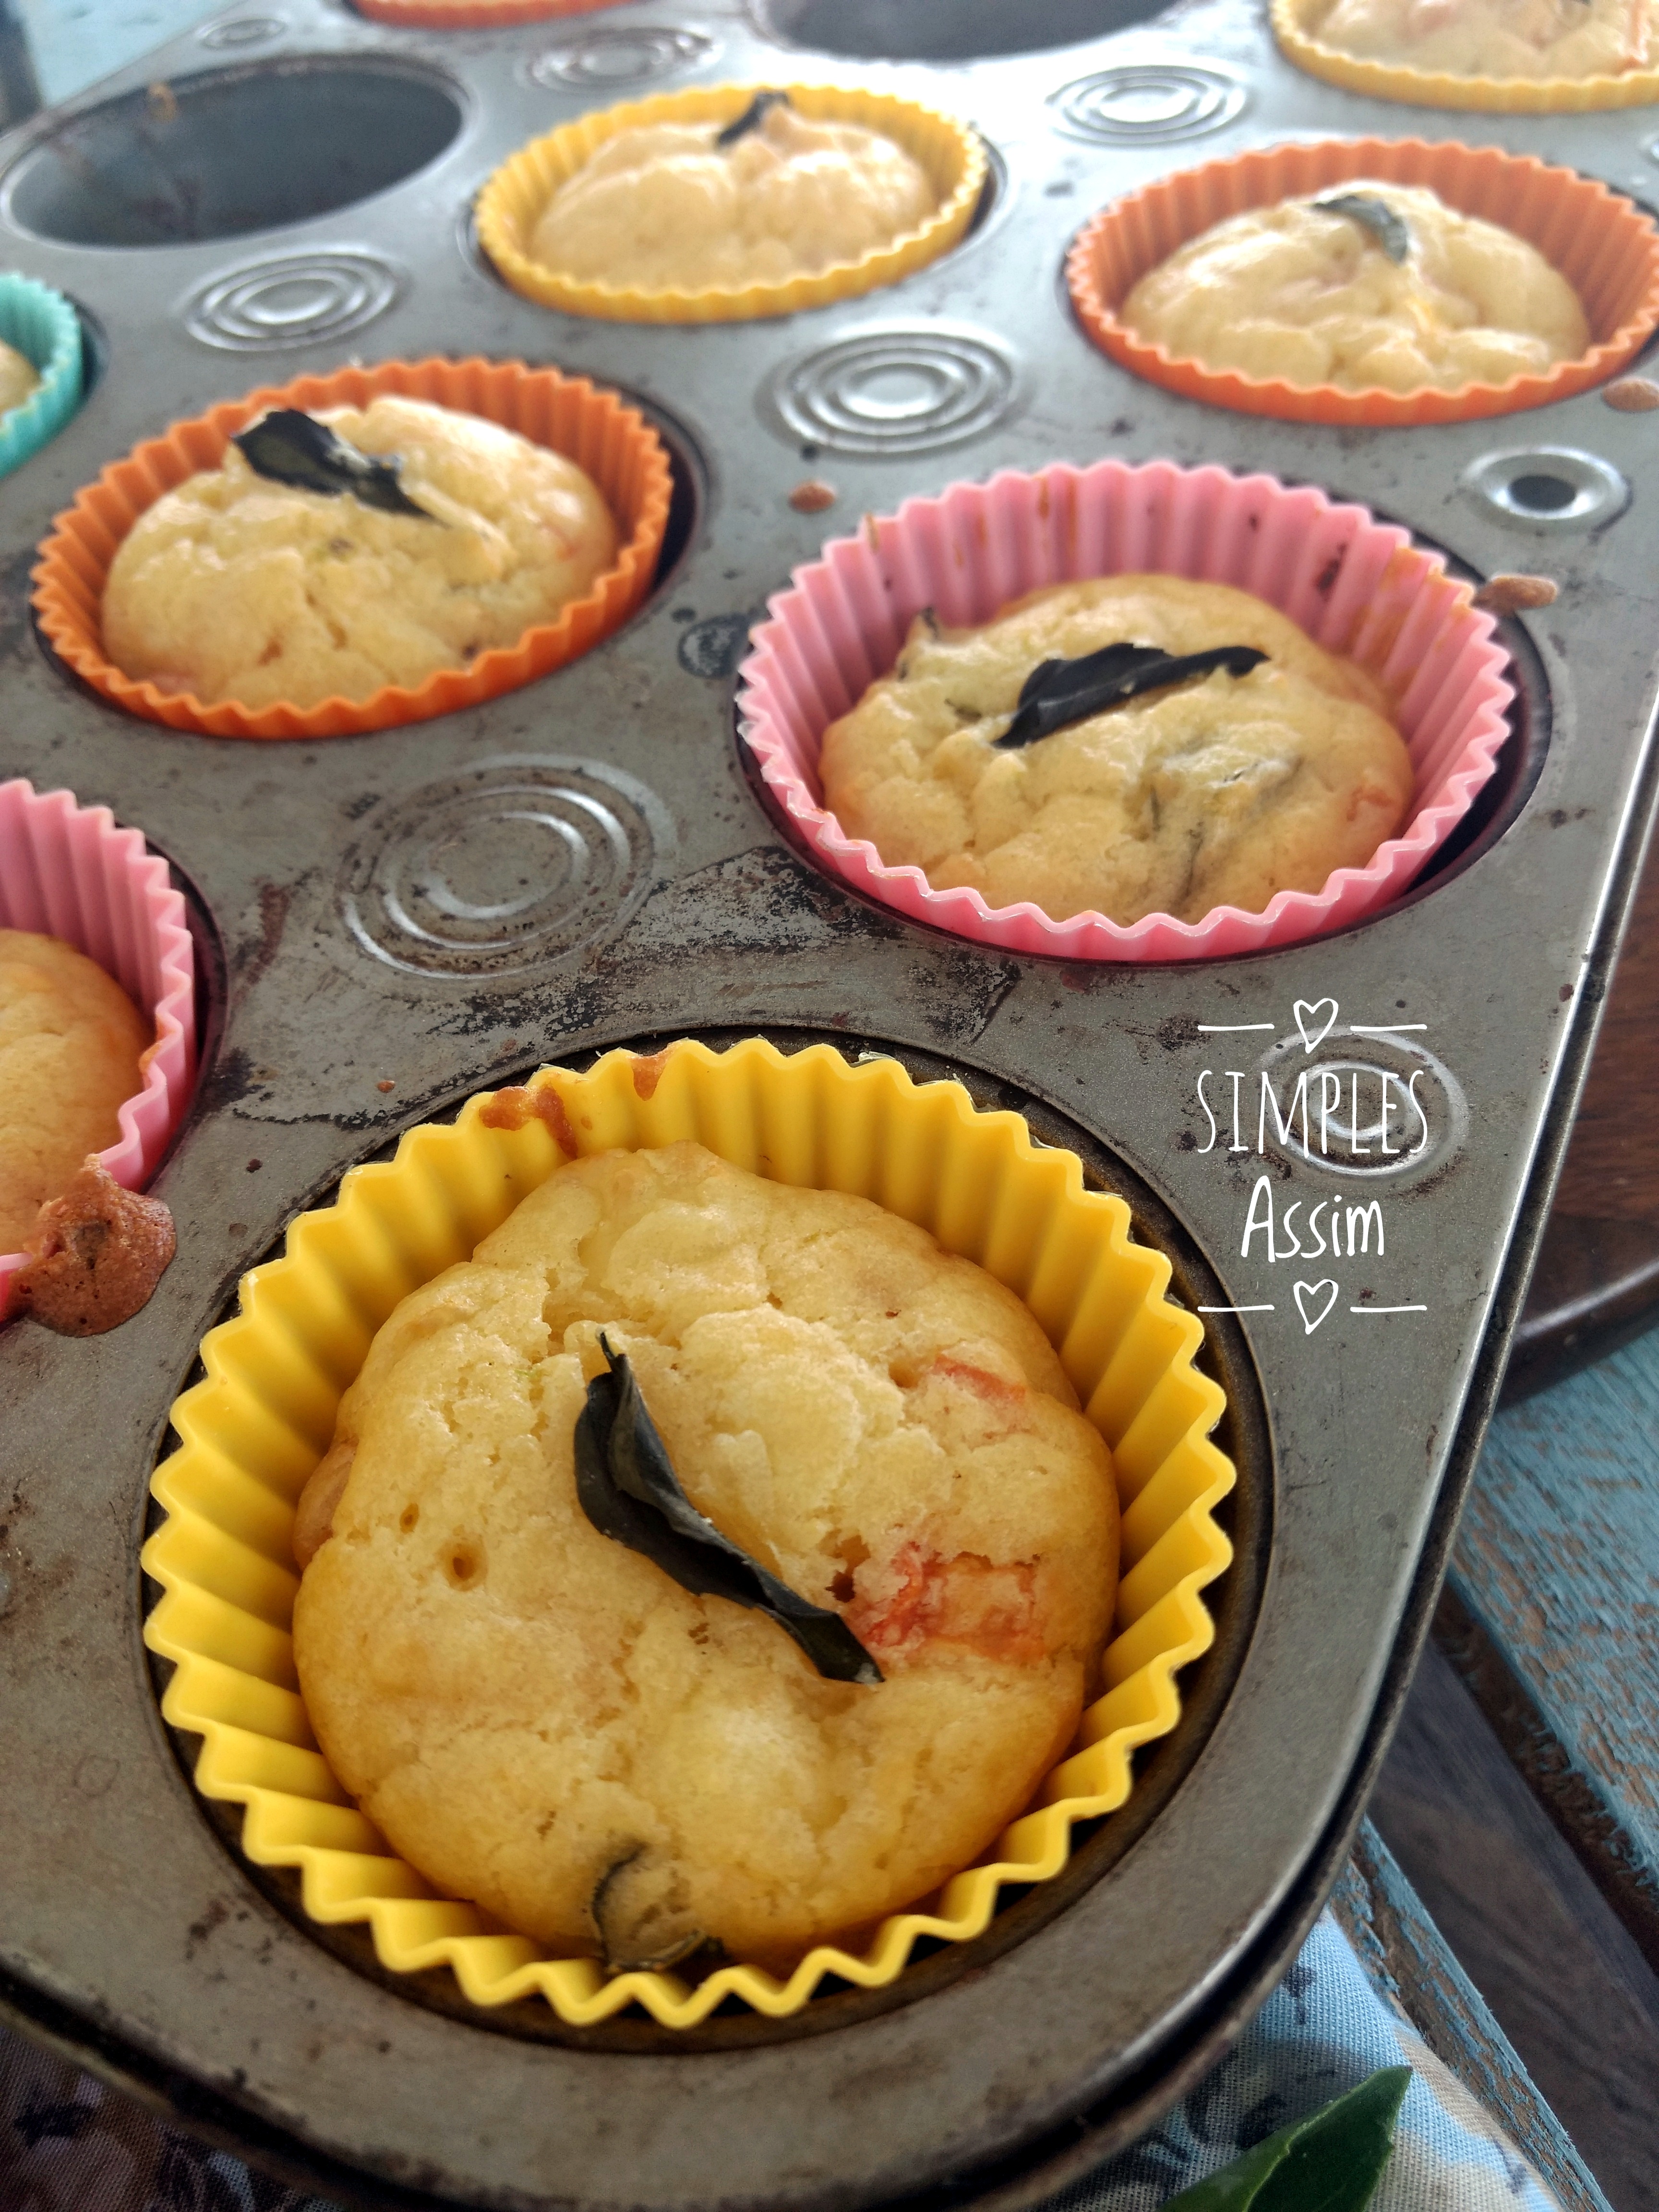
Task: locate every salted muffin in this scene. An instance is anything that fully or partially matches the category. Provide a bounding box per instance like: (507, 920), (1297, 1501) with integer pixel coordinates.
(0, 339), (39, 418)
(529, 96), (938, 293)
(819, 576), (1415, 927)
(0, 931), (150, 1251)
(292, 1140), (1117, 1972)
(1306, 0), (1650, 79)
(1122, 182), (1588, 394)
(101, 396), (619, 711)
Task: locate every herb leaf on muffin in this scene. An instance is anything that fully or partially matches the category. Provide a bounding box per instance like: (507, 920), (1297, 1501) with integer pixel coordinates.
(232, 408), (439, 522)
(590, 1845), (713, 1974)
(575, 1333), (884, 1686)
(992, 641), (1268, 751)
(714, 88), (792, 147)
(1311, 192), (1410, 265)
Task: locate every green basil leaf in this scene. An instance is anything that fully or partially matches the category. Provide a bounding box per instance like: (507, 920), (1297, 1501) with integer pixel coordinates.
(714, 89), (792, 147)
(1163, 2065), (1411, 2212)
(990, 641), (1267, 751)
(574, 1334), (883, 1685)
(232, 408), (437, 521)
(1312, 193), (1410, 265)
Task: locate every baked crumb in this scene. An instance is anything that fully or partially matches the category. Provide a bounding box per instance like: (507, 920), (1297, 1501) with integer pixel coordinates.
(14, 1158), (175, 1335)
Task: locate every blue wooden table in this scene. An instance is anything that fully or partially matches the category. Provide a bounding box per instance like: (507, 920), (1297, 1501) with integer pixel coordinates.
(1442, 1327), (1659, 1975)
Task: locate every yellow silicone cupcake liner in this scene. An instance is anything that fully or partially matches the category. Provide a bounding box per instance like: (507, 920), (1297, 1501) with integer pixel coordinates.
(143, 1038), (1235, 2029)
(1272, 0), (1659, 109)
(476, 83), (987, 324)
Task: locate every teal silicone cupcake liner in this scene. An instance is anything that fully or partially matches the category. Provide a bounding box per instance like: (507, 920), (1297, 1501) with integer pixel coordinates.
(0, 275), (83, 477)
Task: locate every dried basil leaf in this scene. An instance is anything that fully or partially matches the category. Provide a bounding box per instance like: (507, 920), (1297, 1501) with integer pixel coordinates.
(715, 89), (792, 147)
(991, 641), (1268, 751)
(1312, 192), (1410, 265)
(1163, 2065), (1410, 2210)
(232, 408), (438, 521)
(589, 1847), (708, 1974)
(575, 1334), (882, 1686)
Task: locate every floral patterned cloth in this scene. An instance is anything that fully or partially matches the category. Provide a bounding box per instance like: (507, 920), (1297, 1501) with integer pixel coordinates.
(0, 2038), (330, 2212)
(1058, 1908), (1567, 2211)
(0, 1905), (1567, 2212)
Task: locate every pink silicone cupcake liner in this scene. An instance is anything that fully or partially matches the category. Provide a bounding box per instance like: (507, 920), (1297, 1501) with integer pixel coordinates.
(737, 460), (1515, 961)
(0, 779), (197, 1317)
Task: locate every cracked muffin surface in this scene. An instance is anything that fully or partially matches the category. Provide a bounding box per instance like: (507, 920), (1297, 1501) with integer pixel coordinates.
(818, 576), (1414, 928)
(101, 396), (617, 710)
(1122, 182), (1588, 396)
(291, 1141), (1117, 1972)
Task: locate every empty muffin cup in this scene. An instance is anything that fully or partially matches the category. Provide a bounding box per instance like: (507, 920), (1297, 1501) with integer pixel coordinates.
(31, 357), (673, 740)
(476, 82), (986, 324)
(1066, 138), (1659, 427)
(355, 0), (626, 21)
(1272, 0), (1659, 110)
(143, 1037), (1234, 2028)
(737, 460), (1515, 961)
(0, 274), (84, 477)
(0, 778), (196, 1320)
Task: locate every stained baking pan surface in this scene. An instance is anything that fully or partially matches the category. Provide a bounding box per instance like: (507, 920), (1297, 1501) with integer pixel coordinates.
(1, 1), (1657, 2208)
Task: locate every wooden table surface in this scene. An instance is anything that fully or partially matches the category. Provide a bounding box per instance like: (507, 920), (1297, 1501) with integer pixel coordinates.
(1371, 809), (1659, 2210)
(1508, 829), (1659, 1398)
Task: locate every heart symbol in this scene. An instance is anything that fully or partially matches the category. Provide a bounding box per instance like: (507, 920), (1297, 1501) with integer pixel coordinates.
(1294, 998), (1339, 1053)
(1294, 1279), (1339, 1334)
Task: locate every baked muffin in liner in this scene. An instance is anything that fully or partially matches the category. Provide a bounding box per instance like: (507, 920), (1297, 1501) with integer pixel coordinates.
(1272, 0), (1659, 110)
(1066, 138), (1659, 427)
(142, 1037), (1234, 2028)
(738, 460), (1515, 961)
(476, 83), (986, 324)
(0, 778), (196, 1320)
(356, 0), (623, 21)
(0, 274), (83, 478)
(30, 358), (673, 741)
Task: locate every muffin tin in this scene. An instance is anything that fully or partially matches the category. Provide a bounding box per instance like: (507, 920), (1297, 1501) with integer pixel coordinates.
(1, 2), (1657, 2209)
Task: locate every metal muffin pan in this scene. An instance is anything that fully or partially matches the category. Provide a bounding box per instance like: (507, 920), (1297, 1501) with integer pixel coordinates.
(2, 0), (1657, 2206)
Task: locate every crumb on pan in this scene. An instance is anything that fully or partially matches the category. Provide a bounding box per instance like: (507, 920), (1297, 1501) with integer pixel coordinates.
(1472, 573), (1558, 614)
(1604, 377), (1659, 412)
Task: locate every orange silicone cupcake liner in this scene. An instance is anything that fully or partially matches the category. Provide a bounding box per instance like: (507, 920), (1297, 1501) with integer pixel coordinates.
(477, 83), (986, 325)
(354, 0), (625, 23)
(1066, 138), (1659, 428)
(1272, 0), (1659, 110)
(30, 358), (673, 741)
